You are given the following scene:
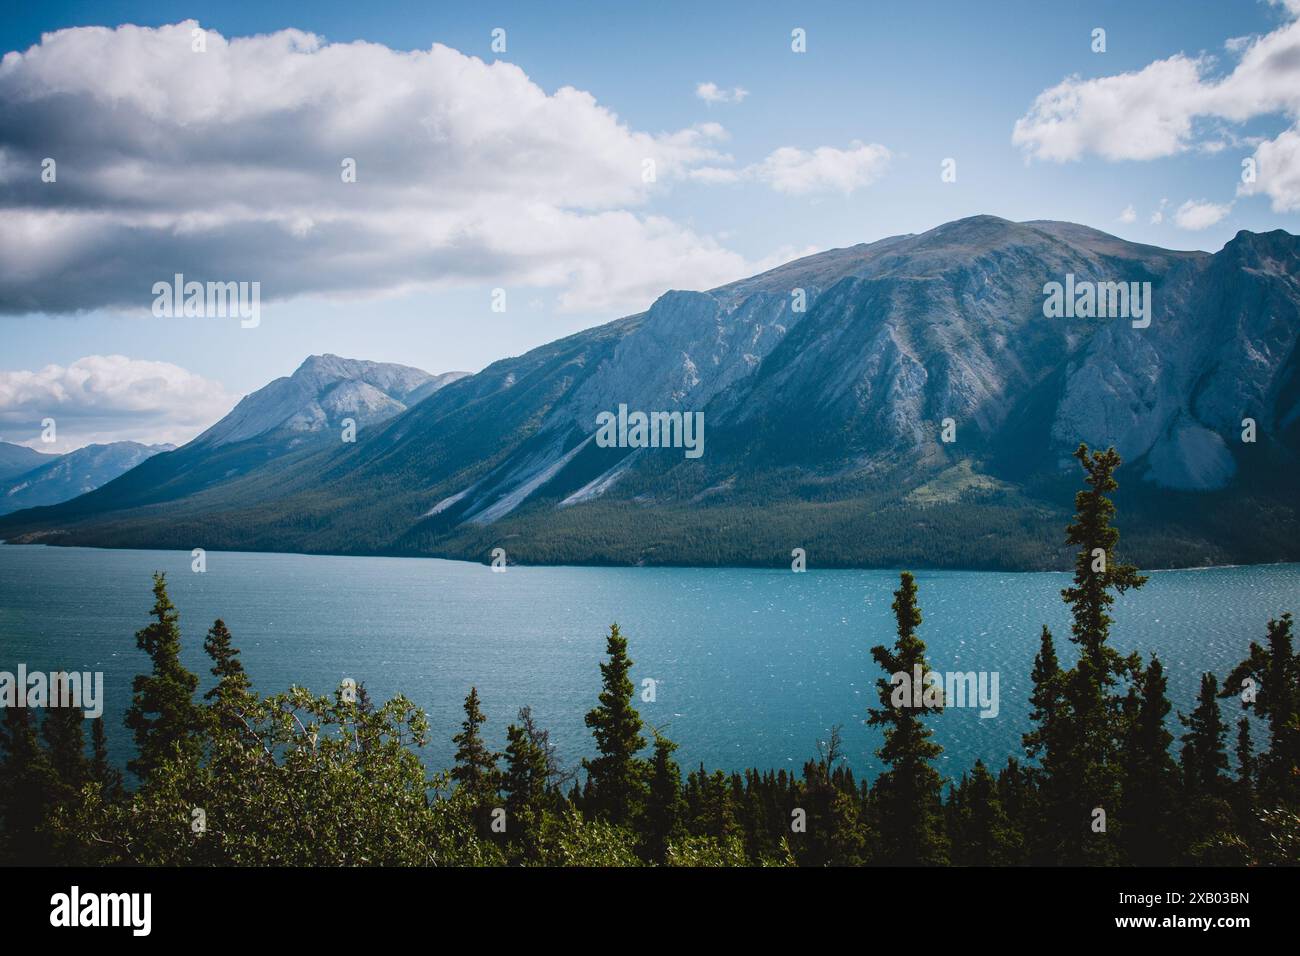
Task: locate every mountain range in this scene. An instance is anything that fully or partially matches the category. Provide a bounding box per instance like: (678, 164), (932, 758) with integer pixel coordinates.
(0, 440), (173, 516)
(0, 442), (54, 483)
(2, 215), (1297, 570)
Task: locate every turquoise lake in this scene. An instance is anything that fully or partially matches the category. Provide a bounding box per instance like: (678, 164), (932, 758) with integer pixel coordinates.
(1, 543), (1294, 782)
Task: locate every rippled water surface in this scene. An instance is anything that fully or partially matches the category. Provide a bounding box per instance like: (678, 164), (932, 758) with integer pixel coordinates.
(1, 544), (1294, 780)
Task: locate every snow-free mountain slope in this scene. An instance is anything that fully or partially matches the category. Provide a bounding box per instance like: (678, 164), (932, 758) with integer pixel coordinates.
(2, 217), (1296, 570)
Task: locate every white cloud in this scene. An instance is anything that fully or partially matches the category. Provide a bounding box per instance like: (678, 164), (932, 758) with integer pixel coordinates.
(696, 82), (749, 104)
(1118, 204), (1137, 223)
(686, 141), (891, 196)
(1174, 198), (1233, 230)
(1011, 4), (1300, 213)
(1150, 198), (1169, 224)
(0, 22), (853, 317)
(755, 142), (891, 195)
(1013, 56), (1210, 162)
(0, 355), (235, 450)
(1238, 126), (1300, 211)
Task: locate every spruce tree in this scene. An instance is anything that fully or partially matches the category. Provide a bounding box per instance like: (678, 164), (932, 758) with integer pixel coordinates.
(41, 704), (89, 802)
(0, 706), (55, 864)
(1181, 673), (1229, 797)
(1180, 673), (1238, 860)
(1061, 444), (1148, 672)
(89, 719), (124, 804)
(1220, 612), (1298, 806)
(1022, 625), (1069, 862)
(1118, 655), (1177, 865)
(867, 571), (949, 865)
(124, 572), (202, 781)
(951, 759), (1021, 865)
(645, 730), (685, 863)
(1054, 445), (1145, 864)
(451, 687), (501, 814)
(582, 623), (648, 827)
(203, 618), (253, 724)
(995, 757), (1035, 862)
(1234, 717), (1255, 791)
(502, 706), (551, 854)
(1231, 716), (1258, 853)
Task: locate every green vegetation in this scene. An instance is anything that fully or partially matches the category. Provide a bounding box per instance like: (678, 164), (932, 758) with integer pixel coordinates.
(905, 460), (1013, 506)
(4, 441), (1298, 573)
(0, 446), (1296, 866)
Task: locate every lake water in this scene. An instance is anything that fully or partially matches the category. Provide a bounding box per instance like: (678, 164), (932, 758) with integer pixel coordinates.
(1, 543), (1294, 783)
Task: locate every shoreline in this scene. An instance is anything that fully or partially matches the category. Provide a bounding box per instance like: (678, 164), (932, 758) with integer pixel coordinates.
(3, 538), (1296, 576)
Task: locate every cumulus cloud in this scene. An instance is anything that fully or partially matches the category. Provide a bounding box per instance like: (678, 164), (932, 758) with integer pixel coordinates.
(1011, 4), (1300, 212)
(1238, 126), (1300, 211)
(1013, 56), (1210, 162)
(753, 142), (891, 195)
(0, 355), (235, 450)
(0, 22), (863, 318)
(1173, 199), (1233, 230)
(695, 82), (749, 104)
(689, 141), (891, 196)
(1118, 205), (1137, 223)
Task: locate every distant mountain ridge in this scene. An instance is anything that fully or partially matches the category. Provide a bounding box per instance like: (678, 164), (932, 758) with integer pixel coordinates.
(0, 442), (54, 482)
(0, 354), (466, 524)
(0, 441), (173, 515)
(194, 354), (467, 448)
(2, 216), (1297, 570)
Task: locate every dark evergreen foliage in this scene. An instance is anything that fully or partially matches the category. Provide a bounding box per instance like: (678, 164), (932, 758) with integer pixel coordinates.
(2, 446), (1297, 866)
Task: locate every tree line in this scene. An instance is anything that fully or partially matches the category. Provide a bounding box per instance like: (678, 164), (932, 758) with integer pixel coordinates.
(0, 444), (1296, 866)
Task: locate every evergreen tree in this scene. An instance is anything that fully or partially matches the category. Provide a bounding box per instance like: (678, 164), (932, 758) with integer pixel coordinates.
(644, 730), (685, 863)
(1055, 445), (1145, 864)
(41, 704), (89, 801)
(203, 618), (253, 725)
(950, 759), (1021, 865)
(502, 706), (552, 855)
(995, 758), (1034, 864)
(825, 785), (869, 866)
(1228, 716), (1259, 857)
(37, 705), (95, 864)
(1180, 673), (1240, 860)
(124, 572), (203, 781)
(0, 706), (55, 864)
(1118, 655), (1177, 865)
(1181, 673), (1229, 797)
(89, 719), (124, 804)
(867, 571), (949, 865)
(1022, 625), (1069, 862)
(1220, 612), (1299, 806)
(1061, 444), (1148, 672)
(451, 686), (501, 813)
(683, 766), (738, 842)
(582, 623), (648, 827)
(1234, 717), (1255, 791)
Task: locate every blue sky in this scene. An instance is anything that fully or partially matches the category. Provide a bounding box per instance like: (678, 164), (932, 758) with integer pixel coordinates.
(2, 0), (1298, 447)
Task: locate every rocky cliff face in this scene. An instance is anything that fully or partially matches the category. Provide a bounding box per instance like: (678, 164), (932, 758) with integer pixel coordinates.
(195, 354), (466, 447)
(3, 217), (1297, 569)
(424, 216), (1297, 525)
